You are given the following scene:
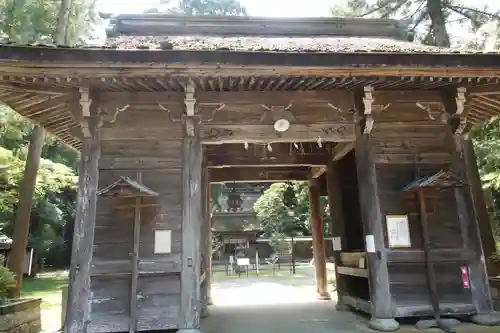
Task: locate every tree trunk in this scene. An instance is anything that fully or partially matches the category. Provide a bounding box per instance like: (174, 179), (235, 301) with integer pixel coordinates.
(7, 125), (45, 297)
(427, 0), (451, 47)
(55, 0), (73, 44)
(8, 0), (71, 298)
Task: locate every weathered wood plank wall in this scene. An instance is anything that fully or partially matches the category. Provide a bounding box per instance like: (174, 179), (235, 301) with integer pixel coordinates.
(88, 106), (183, 332)
(371, 104), (473, 317)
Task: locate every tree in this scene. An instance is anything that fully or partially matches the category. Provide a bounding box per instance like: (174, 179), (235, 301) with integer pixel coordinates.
(330, 0), (500, 47)
(1, 0), (93, 295)
(253, 182), (330, 240)
(7, 125), (44, 296)
(145, 0), (247, 16)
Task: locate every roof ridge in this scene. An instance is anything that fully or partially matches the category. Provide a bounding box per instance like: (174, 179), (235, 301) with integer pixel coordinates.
(105, 14), (412, 41)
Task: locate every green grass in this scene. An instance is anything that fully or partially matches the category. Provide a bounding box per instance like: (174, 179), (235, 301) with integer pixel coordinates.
(20, 271), (68, 310)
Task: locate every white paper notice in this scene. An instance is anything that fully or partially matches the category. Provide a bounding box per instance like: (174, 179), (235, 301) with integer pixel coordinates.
(333, 237), (342, 251)
(365, 235), (376, 253)
(386, 215), (411, 248)
(154, 230), (172, 254)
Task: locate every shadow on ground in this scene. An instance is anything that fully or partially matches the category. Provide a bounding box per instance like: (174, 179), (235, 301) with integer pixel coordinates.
(202, 274), (500, 333)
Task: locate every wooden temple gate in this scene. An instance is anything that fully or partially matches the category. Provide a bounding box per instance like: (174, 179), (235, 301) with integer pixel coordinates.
(0, 14), (500, 333)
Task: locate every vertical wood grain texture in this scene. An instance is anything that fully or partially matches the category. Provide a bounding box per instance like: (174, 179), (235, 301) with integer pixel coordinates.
(64, 120), (101, 333)
(417, 189), (442, 320)
(355, 134), (393, 319)
(129, 172), (142, 333)
(451, 135), (493, 314)
(89, 108), (184, 332)
(326, 155), (348, 305)
(205, 168), (213, 304)
(308, 178), (329, 299)
(180, 128), (203, 329)
(462, 139), (500, 277)
(200, 165), (209, 310)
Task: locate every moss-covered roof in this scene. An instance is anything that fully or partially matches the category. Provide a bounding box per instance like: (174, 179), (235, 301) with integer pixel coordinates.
(104, 35), (468, 53)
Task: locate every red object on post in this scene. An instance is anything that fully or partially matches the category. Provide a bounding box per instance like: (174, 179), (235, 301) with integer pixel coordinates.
(461, 266), (470, 289)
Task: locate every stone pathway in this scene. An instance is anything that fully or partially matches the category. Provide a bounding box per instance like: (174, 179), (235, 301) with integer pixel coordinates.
(201, 272), (500, 333)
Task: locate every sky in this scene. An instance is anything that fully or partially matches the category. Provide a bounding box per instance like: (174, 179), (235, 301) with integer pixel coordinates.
(97, 0), (496, 17)
(95, 0), (500, 49)
(97, 0), (337, 16)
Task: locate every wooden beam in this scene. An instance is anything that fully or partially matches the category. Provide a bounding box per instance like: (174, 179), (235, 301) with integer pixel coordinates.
(100, 90), (443, 106)
(110, 15), (406, 38)
(200, 167), (212, 318)
(332, 142), (355, 161)
(354, 134), (398, 331)
(326, 157), (349, 310)
(206, 142), (327, 167)
(209, 166), (309, 183)
(202, 123), (355, 144)
(180, 124), (203, 330)
(336, 266), (369, 278)
(205, 170), (213, 306)
(309, 166), (327, 178)
(64, 118), (101, 333)
(129, 172), (142, 333)
(308, 178), (330, 300)
(208, 152), (327, 168)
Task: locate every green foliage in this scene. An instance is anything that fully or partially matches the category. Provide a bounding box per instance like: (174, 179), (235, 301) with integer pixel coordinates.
(0, 105), (78, 268)
(210, 183), (222, 212)
(330, 0), (500, 47)
(0, 0), (97, 45)
(0, 142), (77, 265)
(253, 182), (331, 240)
(0, 256), (16, 303)
(471, 117), (500, 189)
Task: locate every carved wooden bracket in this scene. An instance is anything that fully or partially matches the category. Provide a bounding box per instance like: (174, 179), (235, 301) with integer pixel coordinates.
(327, 103), (347, 120)
(184, 83), (198, 137)
(454, 87), (468, 135)
(101, 104), (131, 124)
(259, 104), (295, 124)
(454, 87), (466, 117)
(415, 102), (443, 121)
(362, 86), (374, 134)
(198, 103), (226, 122)
(79, 87), (92, 138)
(158, 104), (182, 122)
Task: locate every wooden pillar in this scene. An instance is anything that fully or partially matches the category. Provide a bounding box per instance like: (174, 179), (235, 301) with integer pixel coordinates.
(200, 165), (211, 318)
(308, 178), (330, 300)
(129, 172), (143, 333)
(440, 87), (500, 325)
(452, 136), (500, 325)
(180, 126), (203, 332)
(206, 174), (213, 305)
(462, 140), (500, 277)
(355, 134), (399, 332)
(326, 153), (348, 310)
(64, 119), (101, 333)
